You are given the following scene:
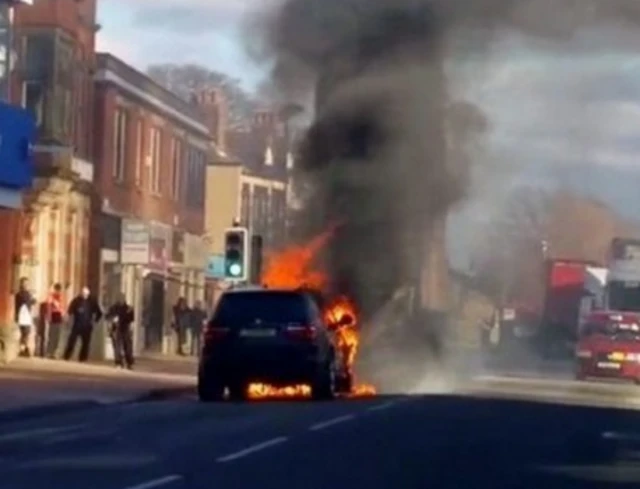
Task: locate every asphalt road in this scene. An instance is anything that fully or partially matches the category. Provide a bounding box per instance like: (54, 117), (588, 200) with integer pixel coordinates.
(3, 382), (640, 489)
(0, 362), (193, 412)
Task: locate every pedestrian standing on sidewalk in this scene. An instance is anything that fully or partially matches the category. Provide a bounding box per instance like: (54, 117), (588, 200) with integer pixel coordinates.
(63, 286), (102, 362)
(44, 283), (66, 358)
(189, 300), (207, 356)
(172, 297), (190, 356)
(106, 292), (135, 369)
(14, 277), (36, 357)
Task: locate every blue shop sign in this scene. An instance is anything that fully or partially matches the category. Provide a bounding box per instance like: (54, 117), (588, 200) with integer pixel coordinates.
(206, 254), (225, 279)
(0, 101), (35, 189)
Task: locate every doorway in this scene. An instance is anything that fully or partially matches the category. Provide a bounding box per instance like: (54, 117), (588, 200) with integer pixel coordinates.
(142, 274), (165, 352)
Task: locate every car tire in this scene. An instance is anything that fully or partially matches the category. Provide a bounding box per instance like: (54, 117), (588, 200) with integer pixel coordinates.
(311, 359), (336, 401)
(336, 371), (353, 394)
(198, 375), (225, 402)
(228, 381), (248, 402)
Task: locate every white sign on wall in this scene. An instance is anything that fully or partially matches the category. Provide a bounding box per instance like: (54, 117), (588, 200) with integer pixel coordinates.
(120, 219), (149, 264)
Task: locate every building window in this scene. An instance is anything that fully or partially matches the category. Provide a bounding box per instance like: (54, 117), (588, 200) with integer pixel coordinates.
(171, 137), (181, 200)
(22, 81), (44, 127)
(150, 127), (162, 194)
(63, 88), (72, 138)
(22, 32), (54, 80)
(184, 146), (206, 209)
(241, 183), (250, 227)
(112, 108), (128, 182)
(134, 119), (143, 186)
(197, 150), (206, 205)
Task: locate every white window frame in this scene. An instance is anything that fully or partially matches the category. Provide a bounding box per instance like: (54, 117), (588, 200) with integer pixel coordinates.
(21, 80), (44, 127)
(112, 108), (127, 182)
(171, 137), (181, 200)
(150, 127), (162, 194)
(134, 119), (143, 186)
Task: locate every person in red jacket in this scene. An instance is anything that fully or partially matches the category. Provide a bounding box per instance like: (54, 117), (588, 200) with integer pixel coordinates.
(45, 283), (66, 358)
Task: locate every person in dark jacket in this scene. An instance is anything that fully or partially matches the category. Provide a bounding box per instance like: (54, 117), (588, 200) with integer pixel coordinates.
(14, 277), (36, 357)
(172, 297), (190, 356)
(189, 300), (207, 356)
(106, 292), (135, 369)
(63, 286), (102, 362)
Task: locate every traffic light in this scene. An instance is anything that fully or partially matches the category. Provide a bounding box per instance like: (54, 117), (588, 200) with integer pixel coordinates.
(224, 227), (249, 280)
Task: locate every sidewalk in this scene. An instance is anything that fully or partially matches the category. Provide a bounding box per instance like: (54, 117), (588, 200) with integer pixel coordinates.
(90, 353), (198, 376)
(0, 356), (196, 416)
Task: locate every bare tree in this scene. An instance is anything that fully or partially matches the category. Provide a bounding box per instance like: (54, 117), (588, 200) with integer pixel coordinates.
(471, 187), (637, 307)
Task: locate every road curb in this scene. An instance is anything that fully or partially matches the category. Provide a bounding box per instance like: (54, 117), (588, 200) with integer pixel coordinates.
(0, 400), (106, 424)
(0, 385), (196, 424)
(477, 376), (640, 399)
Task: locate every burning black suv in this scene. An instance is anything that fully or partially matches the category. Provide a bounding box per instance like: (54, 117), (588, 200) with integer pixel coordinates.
(197, 288), (353, 401)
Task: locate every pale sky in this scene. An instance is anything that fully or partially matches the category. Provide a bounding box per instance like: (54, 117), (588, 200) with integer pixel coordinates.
(96, 2), (640, 264)
(96, 0), (266, 89)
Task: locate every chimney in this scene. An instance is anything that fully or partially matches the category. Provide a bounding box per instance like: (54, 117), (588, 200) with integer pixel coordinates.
(195, 88), (228, 151)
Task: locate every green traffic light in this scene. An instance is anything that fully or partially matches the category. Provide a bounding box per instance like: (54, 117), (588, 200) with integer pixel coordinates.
(229, 263), (242, 277)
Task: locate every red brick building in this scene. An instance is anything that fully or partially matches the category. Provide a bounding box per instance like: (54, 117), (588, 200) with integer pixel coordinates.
(0, 0), (97, 325)
(92, 53), (212, 353)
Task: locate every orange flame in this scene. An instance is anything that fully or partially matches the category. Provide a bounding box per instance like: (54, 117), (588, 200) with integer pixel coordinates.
(246, 230), (376, 399)
(261, 229), (333, 290)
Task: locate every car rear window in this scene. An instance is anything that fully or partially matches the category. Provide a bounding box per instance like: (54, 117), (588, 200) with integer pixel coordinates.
(212, 291), (312, 326)
(582, 321), (640, 341)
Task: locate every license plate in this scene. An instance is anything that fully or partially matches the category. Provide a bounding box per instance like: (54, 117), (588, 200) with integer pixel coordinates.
(597, 361), (621, 369)
(239, 329), (276, 337)
(609, 352), (625, 361)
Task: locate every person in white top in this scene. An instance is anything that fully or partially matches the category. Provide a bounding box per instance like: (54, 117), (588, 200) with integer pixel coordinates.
(14, 277), (36, 357)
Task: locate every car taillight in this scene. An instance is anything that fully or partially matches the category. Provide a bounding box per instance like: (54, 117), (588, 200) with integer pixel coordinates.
(285, 325), (317, 341)
(203, 324), (230, 342)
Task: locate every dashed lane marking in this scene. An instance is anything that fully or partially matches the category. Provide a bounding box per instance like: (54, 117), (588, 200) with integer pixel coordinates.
(367, 400), (397, 412)
(309, 414), (355, 431)
(0, 424), (87, 443)
(216, 436), (289, 463)
(121, 474), (183, 489)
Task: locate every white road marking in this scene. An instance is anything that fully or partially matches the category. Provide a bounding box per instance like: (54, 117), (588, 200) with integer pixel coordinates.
(0, 424), (86, 443)
(216, 436), (289, 463)
(367, 400), (396, 412)
(309, 414), (355, 431)
(120, 475), (183, 489)
(602, 431), (640, 442)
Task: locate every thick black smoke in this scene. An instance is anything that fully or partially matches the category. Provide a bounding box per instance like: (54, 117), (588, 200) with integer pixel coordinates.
(247, 0), (640, 390)
(249, 0), (640, 321)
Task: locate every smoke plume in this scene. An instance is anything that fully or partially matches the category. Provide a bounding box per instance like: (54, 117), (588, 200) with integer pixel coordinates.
(247, 0), (640, 388)
(250, 0), (466, 316)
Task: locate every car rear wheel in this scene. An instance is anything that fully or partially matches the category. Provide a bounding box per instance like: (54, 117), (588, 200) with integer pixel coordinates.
(228, 381), (248, 402)
(198, 375), (225, 402)
(336, 371), (353, 394)
(311, 359), (336, 401)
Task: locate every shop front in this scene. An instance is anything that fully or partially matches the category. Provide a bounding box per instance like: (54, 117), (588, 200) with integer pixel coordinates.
(0, 101), (35, 331)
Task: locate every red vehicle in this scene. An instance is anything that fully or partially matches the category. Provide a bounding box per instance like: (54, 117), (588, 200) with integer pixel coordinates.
(543, 259), (598, 334)
(575, 310), (640, 382)
(538, 259), (600, 356)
